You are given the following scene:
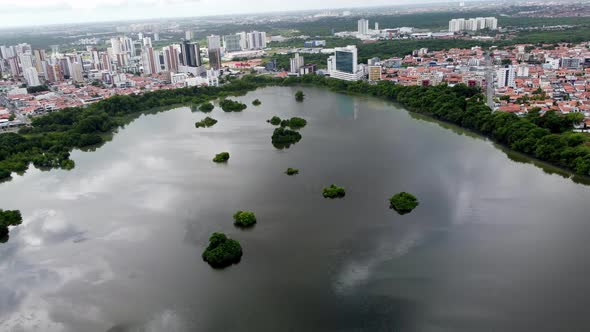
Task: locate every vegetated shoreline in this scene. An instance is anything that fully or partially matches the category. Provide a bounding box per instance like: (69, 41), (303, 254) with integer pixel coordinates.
(1, 74), (589, 187)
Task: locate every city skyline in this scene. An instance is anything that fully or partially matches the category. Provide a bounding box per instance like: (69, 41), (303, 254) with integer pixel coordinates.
(0, 0), (475, 28)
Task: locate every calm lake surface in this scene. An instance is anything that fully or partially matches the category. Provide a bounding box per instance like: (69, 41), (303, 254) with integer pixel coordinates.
(1, 86), (590, 332)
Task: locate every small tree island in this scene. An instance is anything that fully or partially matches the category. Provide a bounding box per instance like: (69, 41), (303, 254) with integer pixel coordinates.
(195, 116), (218, 128)
(322, 184), (346, 199)
(281, 117), (307, 129)
(268, 116), (282, 126)
(389, 192), (419, 215)
(212, 152), (230, 163)
(295, 90), (305, 102)
(198, 102), (215, 112)
(271, 127), (302, 149)
(252, 99), (262, 106)
(233, 210), (257, 228)
(220, 99), (247, 112)
(285, 168), (299, 176)
(0, 209), (23, 241)
(202, 232), (243, 268)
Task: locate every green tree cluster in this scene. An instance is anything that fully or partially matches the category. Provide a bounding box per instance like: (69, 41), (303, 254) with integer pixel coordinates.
(213, 152), (230, 163)
(389, 192), (419, 215)
(285, 168), (299, 175)
(268, 116), (282, 126)
(26, 85), (50, 94)
(295, 91), (305, 102)
(322, 184), (346, 199)
(219, 99), (247, 112)
(252, 99), (262, 106)
(233, 211), (257, 228)
(199, 102), (215, 112)
(280, 117), (307, 130)
(202, 232), (243, 268)
(195, 117), (218, 128)
(271, 127), (302, 149)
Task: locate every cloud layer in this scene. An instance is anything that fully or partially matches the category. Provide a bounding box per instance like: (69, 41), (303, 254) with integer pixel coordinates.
(0, 0), (448, 28)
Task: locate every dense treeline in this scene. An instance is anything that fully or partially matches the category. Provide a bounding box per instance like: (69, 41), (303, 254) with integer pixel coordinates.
(508, 27), (590, 45)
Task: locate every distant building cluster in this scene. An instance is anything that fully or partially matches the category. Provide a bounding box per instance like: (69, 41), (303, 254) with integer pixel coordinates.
(304, 40), (326, 48)
(448, 17), (498, 32)
(222, 31), (267, 52)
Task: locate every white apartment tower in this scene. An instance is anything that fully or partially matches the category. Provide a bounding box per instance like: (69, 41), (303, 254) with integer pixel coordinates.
(449, 17), (497, 32)
(497, 65), (516, 88)
(246, 31), (266, 50)
(23, 67), (41, 87)
(289, 53), (304, 74)
(358, 19), (369, 35)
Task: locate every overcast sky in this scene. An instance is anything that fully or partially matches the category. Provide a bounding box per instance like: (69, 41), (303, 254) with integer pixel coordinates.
(0, 0), (457, 28)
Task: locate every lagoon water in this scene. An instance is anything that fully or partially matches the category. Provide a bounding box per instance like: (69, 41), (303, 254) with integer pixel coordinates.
(1, 86), (590, 331)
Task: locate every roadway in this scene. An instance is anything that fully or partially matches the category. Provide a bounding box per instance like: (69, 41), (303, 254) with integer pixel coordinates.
(484, 51), (495, 111)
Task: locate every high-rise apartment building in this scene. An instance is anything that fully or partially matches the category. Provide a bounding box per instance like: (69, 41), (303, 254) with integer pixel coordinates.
(33, 49), (46, 74)
(23, 67), (41, 86)
(289, 53), (304, 74)
(207, 35), (222, 70)
(45, 63), (63, 83)
(141, 46), (157, 75)
(237, 32), (248, 50)
(368, 66), (382, 81)
(71, 62), (84, 83)
(497, 65), (515, 88)
(180, 41), (202, 68)
(0, 45), (7, 60)
(19, 53), (34, 71)
(207, 35), (222, 50)
(357, 19), (369, 35)
(223, 35), (242, 52)
(246, 31), (266, 50)
(208, 48), (222, 70)
(449, 17), (497, 32)
(328, 45), (363, 81)
(163, 45), (180, 73)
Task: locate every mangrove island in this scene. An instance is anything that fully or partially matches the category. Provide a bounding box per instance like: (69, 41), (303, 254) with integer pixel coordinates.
(198, 102), (215, 112)
(195, 117), (218, 128)
(213, 152), (230, 163)
(323, 184), (346, 199)
(220, 99), (247, 112)
(268, 116), (282, 126)
(389, 192), (419, 215)
(202, 232), (243, 268)
(271, 127), (302, 149)
(295, 90), (305, 102)
(233, 210), (257, 228)
(281, 117), (307, 129)
(285, 168), (299, 175)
